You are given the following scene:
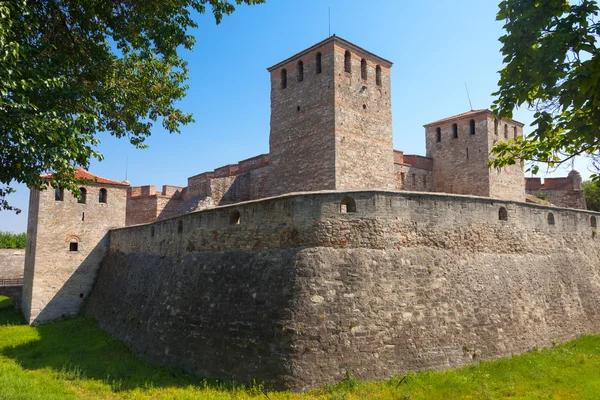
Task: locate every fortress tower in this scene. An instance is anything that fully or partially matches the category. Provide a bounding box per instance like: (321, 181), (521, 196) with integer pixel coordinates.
(22, 169), (128, 324)
(267, 36), (395, 196)
(424, 109), (525, 201)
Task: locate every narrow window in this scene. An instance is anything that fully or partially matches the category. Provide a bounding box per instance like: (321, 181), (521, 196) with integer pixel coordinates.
(452, 123), (458, 139)
(470, 119), (476, 135)
(344, 50), (351, 73)
(229, 210), (241, 225)
(494, 119), (498, 135)
(177, 220), (183, 233)
(82, 212), (85, 221)
(297, 60), (304, 82)
(316, 52), (322, 74)
(400, 172), (405, 184)
(412, 175), (416, 186)
(436, 127), (441, 143)
(547, 212), (555, 226)
(78, 187), (86, 204)
(55, 187), (64, 201)
(361, 58), (367, 80)
(281, 69), (287, 89)
(466, 147), (469, 159)
(504, 124), (508, 139)
(591, 216), (597, 228)
(69, 241), (78, 252)
(151, 226), (155, 237)
(99, 188), (107, 203)
(340, 196), (356, 213)
(513, 126), (517, 140)
(376, 65), (382, 86)
(79, 293), (84, 298)
(499, 207), (508, 221)
(423, 176), (427, 188)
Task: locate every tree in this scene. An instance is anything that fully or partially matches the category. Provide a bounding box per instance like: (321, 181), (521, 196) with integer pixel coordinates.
(490, 0), (600, 178)
(583, 180), (600, 211)
(0, 0), (264, 212)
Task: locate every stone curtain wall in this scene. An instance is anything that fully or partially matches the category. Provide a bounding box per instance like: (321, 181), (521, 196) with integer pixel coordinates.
(0, 249), (25, 279)
(526, 172), (587, 210)
(87, 190), (600, 391)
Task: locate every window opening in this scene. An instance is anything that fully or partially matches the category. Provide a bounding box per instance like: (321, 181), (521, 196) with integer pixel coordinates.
(340, 196), (356, 213)
(229, 210), (241, 225)
(494, 119), (498, 135)
(361, 58), (367, 80)
(281, 69), (287, 89)
(69, 241), (78, 252)
(591, 216), (597, 228)
(547, 212), (555, 225)
(55, 187), (64, 201)
(316, 52), (322, 74)
(376, 65), (382, 86)
(504, 124), (508, 139)
(344, 50), (351, 73)
(470, 119), (476, 135)
(499, 207), (508, 221)
(513, 126), (517, 140)
(99, 188), (107, 203)
(452, 123), (458, 138)
(78, 187), (86, 204)
(297, 60), (304, 82)
(178, 220), (183, 233)
(436, 127), (441, 142)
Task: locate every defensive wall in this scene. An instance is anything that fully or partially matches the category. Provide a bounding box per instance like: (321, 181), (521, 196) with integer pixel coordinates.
(87, 189), (600, 391)
(525, 170), (586, 210)
(0, 249), (25, 279)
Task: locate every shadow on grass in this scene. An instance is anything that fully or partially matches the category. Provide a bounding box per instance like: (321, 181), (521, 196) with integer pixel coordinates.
(0, 305), (251, 394)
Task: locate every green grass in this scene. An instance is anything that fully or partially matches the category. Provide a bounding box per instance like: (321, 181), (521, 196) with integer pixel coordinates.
(0, 295), (599, 399)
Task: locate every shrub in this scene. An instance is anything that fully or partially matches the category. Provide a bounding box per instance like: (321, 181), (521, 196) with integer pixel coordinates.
(0, 231), (26, 249)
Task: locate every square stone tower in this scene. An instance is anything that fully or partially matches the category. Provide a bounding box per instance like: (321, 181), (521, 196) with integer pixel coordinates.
(424, 109), (525, 201)
(267, 36), (395, 196)
(22, 169), (129, 324)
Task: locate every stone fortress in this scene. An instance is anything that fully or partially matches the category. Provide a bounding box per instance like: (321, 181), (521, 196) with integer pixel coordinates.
(20, 36), (600, 391)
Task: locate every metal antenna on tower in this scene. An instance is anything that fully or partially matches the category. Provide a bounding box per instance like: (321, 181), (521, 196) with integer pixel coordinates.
(328, 7), (331, 37)
(465, 82), (473, 111)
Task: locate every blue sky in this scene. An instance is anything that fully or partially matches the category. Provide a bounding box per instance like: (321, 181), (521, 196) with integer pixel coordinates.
(0, 0), (590, 233)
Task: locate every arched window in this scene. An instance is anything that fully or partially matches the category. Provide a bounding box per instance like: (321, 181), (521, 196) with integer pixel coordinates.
(297, 60), (304, 82)
(376, 65), (382, 86)
(69, 239), (79, 252)
(55, 187), (64, 201)
(513, 126), (517, 140)
(504, 124), (508, 139)
(98, 188), (107, 203)
(470, 119), (476, 135)
(452, 123), (458, 139)
(361, 58), (367, 80)
(340, 196), (356, 213)
(229, 210), (241, 225)
(547, 212), (555, 225)
(177, 220), (183, 233)
(78, 187), (86, 204)
(281, 69), (287, 89)
(436, 127), (441, 143)
(494, 119), (498, 135)
(499, 207), (508, 221)
(344, 50), (351, 73)
(591, 216), (597, 228)
(315, 52), (322, 74)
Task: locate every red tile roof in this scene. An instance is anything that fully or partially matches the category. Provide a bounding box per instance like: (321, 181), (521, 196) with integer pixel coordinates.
(41, 168), (129, 186)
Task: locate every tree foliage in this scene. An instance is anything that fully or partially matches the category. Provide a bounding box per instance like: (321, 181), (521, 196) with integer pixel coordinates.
(583, 180), (600, 211)
(0, 0), (264, 212)
(491, 0), (600, 177)
(0, 231), (26, 249)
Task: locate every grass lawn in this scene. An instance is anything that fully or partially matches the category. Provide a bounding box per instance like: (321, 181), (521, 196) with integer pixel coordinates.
(0, 295), (599, 399)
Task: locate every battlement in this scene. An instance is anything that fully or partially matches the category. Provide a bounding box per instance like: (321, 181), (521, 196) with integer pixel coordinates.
(128, 185), (184, 199)
(525, 176), (581, 191)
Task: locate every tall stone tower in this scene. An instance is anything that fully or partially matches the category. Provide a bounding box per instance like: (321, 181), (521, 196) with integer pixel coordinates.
(22, 169), (129, 324)
(424, 109), (525, 201)
(267, 36), (395, 196)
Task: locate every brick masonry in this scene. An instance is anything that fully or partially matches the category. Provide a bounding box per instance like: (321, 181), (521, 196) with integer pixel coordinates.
(87, 190), (600, 391)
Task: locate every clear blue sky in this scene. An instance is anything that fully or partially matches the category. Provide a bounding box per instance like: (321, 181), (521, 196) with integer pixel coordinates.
(0, 0), (590, 233)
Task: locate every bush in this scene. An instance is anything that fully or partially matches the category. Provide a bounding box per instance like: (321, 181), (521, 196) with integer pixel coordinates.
(0, 231), (26, 249)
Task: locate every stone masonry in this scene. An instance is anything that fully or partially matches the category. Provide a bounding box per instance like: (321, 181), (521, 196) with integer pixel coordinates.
(22, 169), (128, 324)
